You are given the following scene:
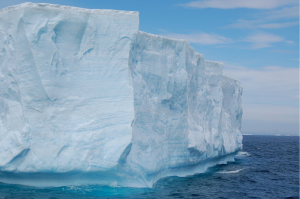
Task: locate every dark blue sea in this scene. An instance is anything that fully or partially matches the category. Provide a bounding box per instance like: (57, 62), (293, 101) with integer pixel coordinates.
(0, 135), (299, 199)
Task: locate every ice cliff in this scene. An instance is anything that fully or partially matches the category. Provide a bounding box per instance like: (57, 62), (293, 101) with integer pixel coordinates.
(0, 3), (243, 187)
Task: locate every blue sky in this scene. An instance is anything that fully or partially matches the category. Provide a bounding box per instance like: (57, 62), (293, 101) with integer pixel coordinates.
(1, 0), (299, 135)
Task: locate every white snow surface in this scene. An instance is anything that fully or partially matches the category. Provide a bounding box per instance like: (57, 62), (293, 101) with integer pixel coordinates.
(0, 3), (243, 187)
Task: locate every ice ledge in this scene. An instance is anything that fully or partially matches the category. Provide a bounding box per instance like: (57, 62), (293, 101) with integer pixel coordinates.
(0, 2), (139, 15)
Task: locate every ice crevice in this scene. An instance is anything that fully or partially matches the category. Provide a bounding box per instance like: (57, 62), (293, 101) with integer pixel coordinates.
(0, 3), (243, 188)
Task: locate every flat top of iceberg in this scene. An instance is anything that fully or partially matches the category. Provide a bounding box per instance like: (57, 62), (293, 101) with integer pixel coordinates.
(138, 31), (206, 59)
(139, 31), (187, 43)
(0, 2), (139, 15)
(138, 31), (224, 66)
(223, 75), (242, 85)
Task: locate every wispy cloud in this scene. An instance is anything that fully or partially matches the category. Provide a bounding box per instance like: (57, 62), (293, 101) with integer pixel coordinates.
(272, 49), (297, 54)
(265, 6), (299, 19)
(255, 21), (298, 29)
(163, 32), (231, 45)
(224, 5), (299, 32)
(285, 40), (295, 44)
(180, 0), (298, 9)
(227, 20), (298, 29)
(161, 31), (290, 49)
(243, 32), (284, 49)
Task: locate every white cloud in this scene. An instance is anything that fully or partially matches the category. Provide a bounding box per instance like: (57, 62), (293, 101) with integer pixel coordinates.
(181, 0), (298, 9)
(223, 64), (299, 134)
(162, 31), (288, 49)
(227, 20), (298, 29)
(162, 32), (231, 45)
(223, 64), (299, 119)
(265, 6), (299, 19)
(224, 6), (298, 31)
(224, 65), (299, 104)
(286, 40), (295, 44)
(242, 119), (299, 135)
(243, 32), (284, 49)
(242, 104), (298, 123)
(258, 21), (299, 28)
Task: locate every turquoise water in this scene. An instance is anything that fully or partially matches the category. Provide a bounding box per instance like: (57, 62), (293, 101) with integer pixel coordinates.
(0, 135), (299, 199)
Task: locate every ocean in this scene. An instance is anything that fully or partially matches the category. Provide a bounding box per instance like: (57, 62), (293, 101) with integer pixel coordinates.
(0, 135), (299, 199)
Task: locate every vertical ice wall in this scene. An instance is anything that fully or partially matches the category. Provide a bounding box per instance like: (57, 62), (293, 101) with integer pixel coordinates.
(219, 76), (243, 153)
(123, 32), (242, 186)
(0, 3), (139, 172)
(126, 32), (191, 185)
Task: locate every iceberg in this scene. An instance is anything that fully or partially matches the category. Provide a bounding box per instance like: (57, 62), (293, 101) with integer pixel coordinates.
(0, 3), (243, 187)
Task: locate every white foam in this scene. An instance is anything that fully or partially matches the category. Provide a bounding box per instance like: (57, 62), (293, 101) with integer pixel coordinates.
(235, 151), (251, 157)
(217, 169), (243, 174)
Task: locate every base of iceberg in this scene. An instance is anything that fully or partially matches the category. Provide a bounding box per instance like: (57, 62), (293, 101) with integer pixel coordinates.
(0, 153), (237, 187)
(0, 3), (243, 187)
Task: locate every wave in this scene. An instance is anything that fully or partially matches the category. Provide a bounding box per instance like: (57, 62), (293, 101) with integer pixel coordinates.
(217, 169), (243, 174)
(235, 151), (251, 157)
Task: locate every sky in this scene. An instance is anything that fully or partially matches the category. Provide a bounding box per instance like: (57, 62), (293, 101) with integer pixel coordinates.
(0, 0), (299, 136)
